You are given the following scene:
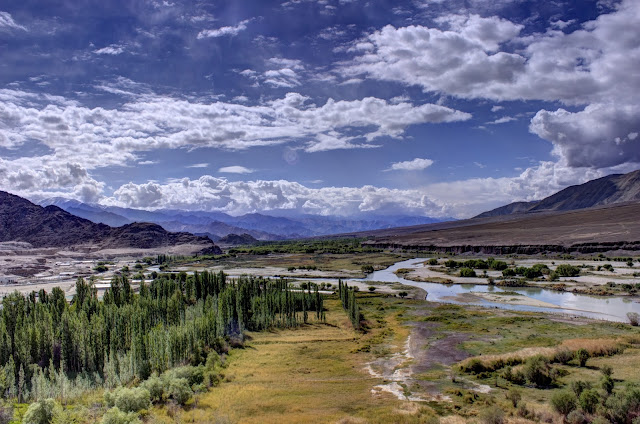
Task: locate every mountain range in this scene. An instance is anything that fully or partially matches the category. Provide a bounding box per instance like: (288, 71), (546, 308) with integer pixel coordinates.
(0, 191), (220, 252)
(355, 169), (640, 253)
(475, 169), (640, 218)
(37, 198), (446, 240)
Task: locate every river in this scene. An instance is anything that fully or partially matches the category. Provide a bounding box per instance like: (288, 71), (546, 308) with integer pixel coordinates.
(351, 258), (640, 322)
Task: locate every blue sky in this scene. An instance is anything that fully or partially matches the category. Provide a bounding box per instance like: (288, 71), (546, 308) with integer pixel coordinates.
(0, 0), (638, 218)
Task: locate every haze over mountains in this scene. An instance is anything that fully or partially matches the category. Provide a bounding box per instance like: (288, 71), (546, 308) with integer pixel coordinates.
(475, 170), (640, 218)
(0, 191), (219, 252)
(37, 198), (445, 240)
(359, 169), (640, 253)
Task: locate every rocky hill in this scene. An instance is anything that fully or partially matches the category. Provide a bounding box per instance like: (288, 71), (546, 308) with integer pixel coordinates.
(475, 169), (640, 218)
(0, 191), (221, 252)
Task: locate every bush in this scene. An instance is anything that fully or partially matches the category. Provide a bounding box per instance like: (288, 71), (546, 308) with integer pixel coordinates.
(578, 388), (599, 414)
(368, 286), (376, 292)
(164, 366), (204, 386)
(628, 312), (640, 326)
(141, 375), (165, 402)
(601, 364), (613, 377)
(23, 399), (61, 424)
(554, 348), (574, 364)
(104, 387), (151, 413)
(168, 378), (193, 405)
(601, 375), (615, 394)
(555, 264), (581, 277)
(398, 291), (408, 298)
(0, 406), (12, 424)
(566, 410), (586, 424)
(479, 406), (504, 424)
(525, 355), (554, 387)
(575, 348), (590, 367)
(550, 390), (576, 416)
(505, 387), (521, 408)
(100, 407), (141, 424)
(570, 380), (591, 397)
(427, 258), (438, 266)
(502, 268), (516, 277)
(459, 268), (476, 278)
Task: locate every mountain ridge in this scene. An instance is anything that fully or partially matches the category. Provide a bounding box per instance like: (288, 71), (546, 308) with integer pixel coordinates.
(1, 191), (220, 252)
(475, 169), (640, 218)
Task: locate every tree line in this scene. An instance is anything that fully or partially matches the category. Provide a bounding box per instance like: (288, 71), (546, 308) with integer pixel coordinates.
(0, 271), (324, 403)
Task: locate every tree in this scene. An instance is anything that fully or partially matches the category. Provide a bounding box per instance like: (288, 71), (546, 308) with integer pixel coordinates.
(398, 292), (408, 298)
(22, 398), (60, 424)
(550, 390), (576, 416)
(575, 348), (590, 367)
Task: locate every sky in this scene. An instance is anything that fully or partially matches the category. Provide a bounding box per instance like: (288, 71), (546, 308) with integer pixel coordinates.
(0, 0), (638, 218)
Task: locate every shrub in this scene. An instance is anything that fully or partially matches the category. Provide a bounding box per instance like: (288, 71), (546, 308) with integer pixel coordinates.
(601, 375), (614, 394)
(0, 406), (12, 424)
(479, 406), (504, 424)
(368, 286), (376, 292)
(444, 260), (459, 268)
(505, 387), (522, 408)
(100, 407), (141, 424)
(459, 268), (476, 278)
(601, 364), (613, 377)
(427, 258), (438, 266)
(23, 399), (61, 424)
(553, 348), (573, 364)
(524, 355), (554, 387)
(398, 291), (408, 298)
(628, 312), (640, 326)
(502, 268), (516, 277)
(168, 378), (193, 405)
(104, 387), (151, 413)
(141, 375), (164, 402)
(570, 380), (591, 397)
(566, 410), (586, 424)
(578, 389), (599, 414)
(555, 264), (581, 277)
(575, 348), (590, 367)
(164, 366), (204, 386)
(550, 390), (576, 416)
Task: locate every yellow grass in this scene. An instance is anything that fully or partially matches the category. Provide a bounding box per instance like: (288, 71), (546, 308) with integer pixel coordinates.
(158, 298), (435, 424)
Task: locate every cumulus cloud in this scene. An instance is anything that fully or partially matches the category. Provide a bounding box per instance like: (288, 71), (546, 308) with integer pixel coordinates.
(339, 0), (640, 168)
(0, 11), (26, 32)
(530, 103), (640, 168)
(197, 19), (250, 39)
(218, 166), (254, 174)
(387, 158), (434, 171)
(108, 175), (447, 217)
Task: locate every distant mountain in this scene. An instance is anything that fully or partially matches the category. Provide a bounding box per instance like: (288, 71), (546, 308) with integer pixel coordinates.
(475, 169), (640, 218)
(38, 199), (447, 239)
(2, 191), (220, 252)
(218, 233), (259, 245)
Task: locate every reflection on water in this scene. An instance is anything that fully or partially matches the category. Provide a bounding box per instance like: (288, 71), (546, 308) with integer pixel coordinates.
(350, 258), (640, 323)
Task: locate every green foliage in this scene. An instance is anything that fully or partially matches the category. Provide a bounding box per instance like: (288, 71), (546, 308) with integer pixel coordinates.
(22, 399), (60, 424)
(167, 377), (193, 405)
(427, 258), (438, 266)
(570, 380), (591, 397)
(604, 385), (640, 423)
(459, 268), (476, 278)
(338, 281), (361, 329)
(578, 388), (599, 414)
(93, 265), (108, 273)
(141, 375), (165, 402)
(100, 407), (141, 424)
(479, 406), (504, 424)
(566, 410), (586, 424)
(601, 375), (615, 394)
(228, 238), (381, 255)
(550, 390), (576, 416)
(505, 387), (521, 408)
(524, 355), (555, 387)
(361, 265), (374, 274)
(554, 264), (581, 277)
(104, 387), (151, 413)
(575, 348), (590, 367)
(0, 271), (323, 403)
(0, 405), (12, 424)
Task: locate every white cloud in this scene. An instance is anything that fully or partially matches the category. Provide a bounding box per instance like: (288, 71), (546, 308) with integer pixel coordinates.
(218, 166), (254, 174)
(0, 11), (26, 32)
(187, 163), (209, 168)
(197, 19), (250, 39)
(387, 158), (434, 171)
(487, 116), (517, 125)
(93, 44), (125, 55)
(338, 1), (640, 169)
(138, 160), (158, 165)
(491, 105), (504, 112)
